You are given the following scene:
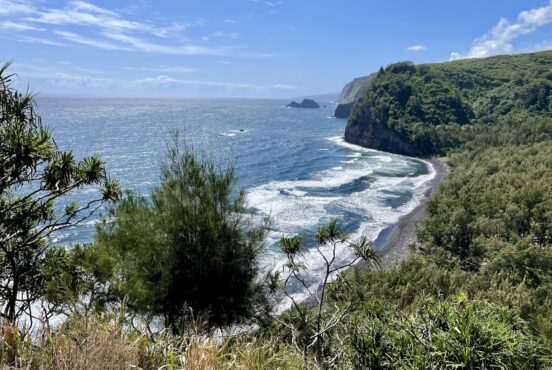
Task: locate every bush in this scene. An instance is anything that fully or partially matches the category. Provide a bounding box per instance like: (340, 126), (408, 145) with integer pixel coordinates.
(93, 134), (268, 330)
(346, 297), (549, 369)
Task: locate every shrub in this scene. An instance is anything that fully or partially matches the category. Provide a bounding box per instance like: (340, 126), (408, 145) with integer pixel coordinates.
(93, 133), (268, 331)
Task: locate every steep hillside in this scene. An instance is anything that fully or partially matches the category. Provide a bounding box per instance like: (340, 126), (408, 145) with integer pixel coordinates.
(334, 73), (376, 118)
(345, 50), (552, 155)
(337, 73), (376, 103)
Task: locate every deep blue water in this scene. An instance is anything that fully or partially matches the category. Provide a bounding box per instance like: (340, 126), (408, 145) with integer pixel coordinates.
(36, 97), (435, 301)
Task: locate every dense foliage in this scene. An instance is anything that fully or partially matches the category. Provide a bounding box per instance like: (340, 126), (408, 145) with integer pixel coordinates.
(346, 50), (552, 155)
(340, 118), (552, 355)
(346, 297), (547, 369)
(89, 134), (268, 331)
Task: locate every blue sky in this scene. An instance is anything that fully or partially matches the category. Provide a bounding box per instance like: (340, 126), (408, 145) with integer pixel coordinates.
(2, 0), (552, 98)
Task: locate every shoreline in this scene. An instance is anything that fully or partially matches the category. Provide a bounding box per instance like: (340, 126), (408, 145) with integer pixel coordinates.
(374, 157), (449, 269)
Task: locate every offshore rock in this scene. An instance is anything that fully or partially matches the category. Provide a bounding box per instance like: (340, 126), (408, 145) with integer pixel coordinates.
(286, 99), (320, 108)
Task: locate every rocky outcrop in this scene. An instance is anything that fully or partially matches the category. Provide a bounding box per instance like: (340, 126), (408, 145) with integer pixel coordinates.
(334, 102), (354, 118)
(345, 108), (421, 156)
(286, 99), (320, 108)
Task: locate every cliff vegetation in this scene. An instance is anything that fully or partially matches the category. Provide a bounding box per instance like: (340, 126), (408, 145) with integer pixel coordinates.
(345, 50), (552, 155)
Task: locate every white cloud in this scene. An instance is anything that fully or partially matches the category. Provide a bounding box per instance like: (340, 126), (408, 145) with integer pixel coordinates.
(0, 21), (44, 32)
(15, 66), (300, 94)
(23, 2), (194, 37)
(55, 30), (129, 51)
(451, 0), (552, 60)
(0, 0), (35, 15)
(71, 1), (117, 16)
(25, 2), (152, 32)
(18, 61), (101, 74)
(406, 44), (427, 52)
(103, 32), (230, 56)
(5, 35), (64, 46)
(4, 1), (267, 58)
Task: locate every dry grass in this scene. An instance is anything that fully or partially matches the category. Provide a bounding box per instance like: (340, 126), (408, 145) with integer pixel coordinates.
(0, 317), (307, 370)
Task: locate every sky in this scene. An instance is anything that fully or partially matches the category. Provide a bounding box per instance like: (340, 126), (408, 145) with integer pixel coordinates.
(2, 0), (552, 98)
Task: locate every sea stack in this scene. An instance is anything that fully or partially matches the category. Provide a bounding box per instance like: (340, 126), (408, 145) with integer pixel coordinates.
(286, 99), (320, 108)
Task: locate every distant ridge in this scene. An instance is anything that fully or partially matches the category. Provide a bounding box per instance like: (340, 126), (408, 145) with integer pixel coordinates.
(333, 73), (377, 118)
(337, 73), (376, 104)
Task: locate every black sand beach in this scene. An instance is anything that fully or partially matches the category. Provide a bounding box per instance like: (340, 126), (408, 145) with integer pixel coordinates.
(375, 158), (449, 269)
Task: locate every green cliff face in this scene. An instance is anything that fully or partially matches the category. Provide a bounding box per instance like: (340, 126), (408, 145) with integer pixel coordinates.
(345, 51), (552, 155)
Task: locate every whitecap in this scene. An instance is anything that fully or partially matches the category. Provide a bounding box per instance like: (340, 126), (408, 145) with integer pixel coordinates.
(221, 129), (248, 137)
(249, 137), (437, 312)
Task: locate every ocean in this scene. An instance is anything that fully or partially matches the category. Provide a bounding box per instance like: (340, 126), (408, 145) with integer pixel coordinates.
(37, 97), (435, 301)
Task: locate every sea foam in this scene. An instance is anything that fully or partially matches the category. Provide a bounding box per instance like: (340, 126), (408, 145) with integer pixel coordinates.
(248, 136), (436, 309)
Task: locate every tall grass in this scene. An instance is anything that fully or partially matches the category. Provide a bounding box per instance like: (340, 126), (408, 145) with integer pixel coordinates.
(0, 317), (305, 370)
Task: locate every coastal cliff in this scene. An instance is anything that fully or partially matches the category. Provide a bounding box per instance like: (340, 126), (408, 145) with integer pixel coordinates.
(337, 74), (376, 104)
(334, 102), (353, 118)
(334, 73), (376, 118)
(344, 51), (552, 156)
(344, 106), (421, 155)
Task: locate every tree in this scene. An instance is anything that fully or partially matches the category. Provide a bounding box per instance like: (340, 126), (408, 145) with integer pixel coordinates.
(270, 220), (380, 368)
(94, 133), (268, 331)
(0, 62), (120, 324)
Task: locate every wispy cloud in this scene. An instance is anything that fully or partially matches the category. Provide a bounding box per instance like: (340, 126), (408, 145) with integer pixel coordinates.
(451, 0), (552, 60)
(15, 65), (300, 94)
(56, 60), (102, 74)
(0, 0), (35, 15)
(0, 21), (44, 32)
(1, 1), (268, 58)
(124, 66), (197, 73)
(406, 44), (427, 52)
(2, 34), (65, 46)
(211, 31), (241, 40)
(529, 39), (552, 52)
(103, 32), (231, 56)
(55, 30), (129, 51)
(25, 1), (172, 34)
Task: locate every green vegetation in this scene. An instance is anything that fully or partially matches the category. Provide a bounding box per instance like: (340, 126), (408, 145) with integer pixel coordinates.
(268, 220), (380, 367)
(346, 50), (552, 155)
(0, 62), (120, 324)
(3, 50), (552, 369)
(85, 133), (268, 331)
(347, 297), (547, 369)
(341, 116), (552, 329)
